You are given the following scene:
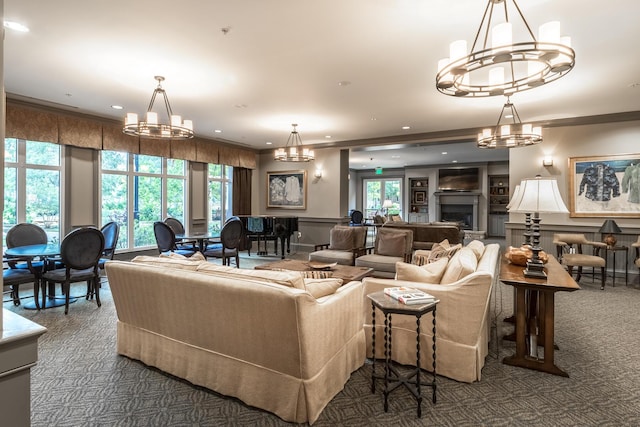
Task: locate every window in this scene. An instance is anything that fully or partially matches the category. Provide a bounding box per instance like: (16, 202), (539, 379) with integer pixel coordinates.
(363, 178), (402, 219)
(100, 151), (187, 251)
(208, 164), (233, 234)
(3, 138), (62, 246)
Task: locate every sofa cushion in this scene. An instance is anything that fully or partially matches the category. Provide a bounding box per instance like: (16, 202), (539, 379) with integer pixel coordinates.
(440, 247), (478, 284)
(377, 233), (406, 257)
(329, 227), (355, 250)
(308, 249), (355, 266)
(356, 254), (402, 273)
(195, 263), (306, 290)
(131, 255), (205, 270)
(303, 278), (343, 298)
(466, 240), (485, 260)
(395, 257), (449, 283)
(160, 251), (206, 261)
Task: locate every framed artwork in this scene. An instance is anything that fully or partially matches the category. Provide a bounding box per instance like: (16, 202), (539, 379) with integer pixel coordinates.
(267, 170), (307, 209)
(414, 191), (426, 204)
(568, 153), (640, 217)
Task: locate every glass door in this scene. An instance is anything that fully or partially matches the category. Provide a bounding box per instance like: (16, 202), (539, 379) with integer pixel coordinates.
(363, 178), (402, 220)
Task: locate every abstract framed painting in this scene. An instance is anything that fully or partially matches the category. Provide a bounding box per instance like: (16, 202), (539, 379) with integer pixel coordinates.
(267, 170), (307, 209)
(568, 153), (640, 217)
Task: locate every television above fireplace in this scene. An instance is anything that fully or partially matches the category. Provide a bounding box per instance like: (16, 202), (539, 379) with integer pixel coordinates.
(438, 167), (480, 191)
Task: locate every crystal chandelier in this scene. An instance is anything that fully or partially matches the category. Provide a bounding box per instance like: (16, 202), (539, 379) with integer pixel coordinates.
(436, 0), (575, 98)
(123, 76), (194, 139)
(274, 124), (315, 162)
(477, 97), (542, 148)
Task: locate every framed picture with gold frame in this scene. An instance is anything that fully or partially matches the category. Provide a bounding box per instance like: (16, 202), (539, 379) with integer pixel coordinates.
(568, 153), (640, 217)
(267, 170), (307, 209)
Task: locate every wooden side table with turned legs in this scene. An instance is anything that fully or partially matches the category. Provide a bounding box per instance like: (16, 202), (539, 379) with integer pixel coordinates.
(367, 291), (439, 418)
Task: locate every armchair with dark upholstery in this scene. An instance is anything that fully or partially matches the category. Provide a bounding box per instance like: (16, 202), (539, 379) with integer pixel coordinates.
(308, 225), (368, 266)
(553, 233), (607, 290)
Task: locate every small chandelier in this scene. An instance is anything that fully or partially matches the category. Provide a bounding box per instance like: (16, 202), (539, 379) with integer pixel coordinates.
(436, 0), (575, 98)
(478, 97), (542, 148)
(123, 76), (194, 139)
(274, 124), (315, 162)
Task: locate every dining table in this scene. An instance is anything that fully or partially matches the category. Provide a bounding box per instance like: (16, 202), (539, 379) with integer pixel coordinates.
(4, 242), (76, 310)
(174, 232), (220, 252)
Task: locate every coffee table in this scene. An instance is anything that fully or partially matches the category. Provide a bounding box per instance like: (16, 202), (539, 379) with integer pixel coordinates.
(254, 259), (373, 282)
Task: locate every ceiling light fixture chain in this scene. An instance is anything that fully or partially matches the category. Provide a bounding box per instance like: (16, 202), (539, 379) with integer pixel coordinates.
(274, 124), (315, 162)
(123, 76), (194, 140)
(436, 0), (575, 98)
(477, 96), (542, 148)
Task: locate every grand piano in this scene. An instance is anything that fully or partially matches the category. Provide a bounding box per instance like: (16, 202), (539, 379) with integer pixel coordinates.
(236, 215), (298, 259)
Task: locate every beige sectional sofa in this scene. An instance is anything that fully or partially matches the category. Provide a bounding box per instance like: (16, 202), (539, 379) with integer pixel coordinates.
(361, 241), (500, 383)
(105, 256), (366, 424)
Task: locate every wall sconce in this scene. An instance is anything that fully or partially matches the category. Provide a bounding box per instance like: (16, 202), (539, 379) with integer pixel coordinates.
(314, 168), (323, 179)
(542, 156), (554, 167)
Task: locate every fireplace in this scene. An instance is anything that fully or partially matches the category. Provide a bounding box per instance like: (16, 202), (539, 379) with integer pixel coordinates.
(441, 204), (473, 230)
(434, 192), (481, 231)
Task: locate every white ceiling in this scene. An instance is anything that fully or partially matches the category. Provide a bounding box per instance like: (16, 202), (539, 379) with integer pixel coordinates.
(4, 0), (640, 169)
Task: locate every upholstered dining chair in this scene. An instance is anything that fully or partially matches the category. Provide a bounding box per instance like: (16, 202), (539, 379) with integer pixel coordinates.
(349, 210), (364, 226)
(553, 233), (607, 290)
(5, 222), (49, 271)
(98, 221), (120, 269)
(40, 227), (104, 314)
(203, 218), (244, 267)
(153, 221), (198, 257)
(164, 217), (197, 250)
(3, 255), (40, 308)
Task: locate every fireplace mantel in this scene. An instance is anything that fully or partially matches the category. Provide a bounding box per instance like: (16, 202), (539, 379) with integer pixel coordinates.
(434, 192), (481, 230)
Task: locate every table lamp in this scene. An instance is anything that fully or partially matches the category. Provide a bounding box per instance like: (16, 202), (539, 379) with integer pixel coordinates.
(506, 184), (531, 246)
(509, 176), (569, 278)
(382, 199), (393, 217)
(599, 219), (621, 247)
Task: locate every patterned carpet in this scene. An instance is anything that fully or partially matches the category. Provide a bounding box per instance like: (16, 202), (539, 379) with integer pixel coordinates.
(5, 248), (640, 426)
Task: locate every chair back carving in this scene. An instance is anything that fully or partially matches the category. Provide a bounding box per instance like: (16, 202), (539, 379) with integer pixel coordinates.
(6, 223), (48, 248)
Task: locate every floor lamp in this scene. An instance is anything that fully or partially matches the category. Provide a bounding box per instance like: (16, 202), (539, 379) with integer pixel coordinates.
(509, 176), (569, 279)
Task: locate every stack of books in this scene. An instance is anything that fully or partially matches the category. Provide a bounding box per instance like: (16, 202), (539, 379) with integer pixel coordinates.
(384, 287), (435, 305)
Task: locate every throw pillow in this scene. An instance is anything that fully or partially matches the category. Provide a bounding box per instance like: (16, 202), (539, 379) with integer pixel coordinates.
(329, 227), (354, 250)
(303, 278), (343, 298)
(301, 270), (333, 279)
(377, 233), (406, 257)
(428, 242), (462, 263)
(440, 247), (478, 284)
(412, 249), (431, 266)
(395, 257), (449, 283)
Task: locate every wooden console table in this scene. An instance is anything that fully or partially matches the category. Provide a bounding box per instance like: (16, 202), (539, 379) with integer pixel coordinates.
(500, 255), (580, 377)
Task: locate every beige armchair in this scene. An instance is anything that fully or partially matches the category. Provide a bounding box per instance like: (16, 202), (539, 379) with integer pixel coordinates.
(355, 227), (413, 278)
(553, 233), (607, 290)
(308, 225), (367, 266)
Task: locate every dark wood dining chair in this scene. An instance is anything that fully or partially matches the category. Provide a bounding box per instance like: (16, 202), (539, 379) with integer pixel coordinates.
(164, 217), (197, 250)
(3, 255), (40, 308)
(40, 227), (104, 314)
(153, 221), (198, 257)
(203, 218), (244, 267)
(5, 223), (49, 272)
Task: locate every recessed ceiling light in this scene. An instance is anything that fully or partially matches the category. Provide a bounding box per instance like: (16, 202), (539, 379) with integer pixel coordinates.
(4, 21), (29, 32)
(111, 105), (124, 110)
(441, 151), (448, 155)
(325, 135), (332, 139)
(402, 126), (411, 130)
(214, 129), (222, 133)
(452, 160), (458, 163)
(338, 81), (351, 86)
(266, 141), (272, 145)
(391, 155), (400, 159)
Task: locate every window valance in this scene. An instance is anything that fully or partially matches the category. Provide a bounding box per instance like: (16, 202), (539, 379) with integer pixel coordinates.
(5, 101), (257, 169)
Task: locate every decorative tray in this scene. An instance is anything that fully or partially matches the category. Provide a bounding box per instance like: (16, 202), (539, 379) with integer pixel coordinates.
(307, 261), (338, 270)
